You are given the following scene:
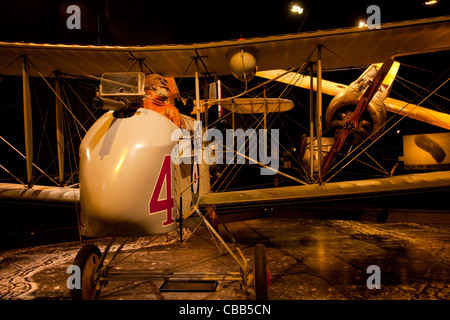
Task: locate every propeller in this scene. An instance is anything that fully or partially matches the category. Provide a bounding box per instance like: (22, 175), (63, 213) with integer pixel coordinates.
(321, 58), (395, 174)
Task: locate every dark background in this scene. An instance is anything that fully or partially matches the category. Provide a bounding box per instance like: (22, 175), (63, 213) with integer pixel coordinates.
(0, 0), (449, 45)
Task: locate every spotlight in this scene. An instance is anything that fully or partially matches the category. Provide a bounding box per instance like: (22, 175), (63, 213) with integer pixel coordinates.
(291, 4), (303, 14)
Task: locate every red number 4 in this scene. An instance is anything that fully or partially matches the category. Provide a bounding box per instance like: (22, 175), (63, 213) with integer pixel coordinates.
(149, 155), (175, 226)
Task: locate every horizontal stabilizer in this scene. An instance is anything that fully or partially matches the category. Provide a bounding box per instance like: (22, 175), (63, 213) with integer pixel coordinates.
(191, 98), (293, 114)
(256, 69), (347, 96)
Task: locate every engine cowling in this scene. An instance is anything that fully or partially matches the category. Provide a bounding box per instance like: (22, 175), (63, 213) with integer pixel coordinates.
(79, 108), (179, 237)
(325, 89), (387, 145)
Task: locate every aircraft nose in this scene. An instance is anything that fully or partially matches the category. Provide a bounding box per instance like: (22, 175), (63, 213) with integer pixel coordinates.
(79, 108), (180, 237)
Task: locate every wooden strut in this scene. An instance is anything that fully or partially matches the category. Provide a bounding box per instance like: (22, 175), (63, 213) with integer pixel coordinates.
(22, 57), (33, 187)
(194, 57), (201, 122)
(55, 73), (65, 185)
(309, 62), (315, 180)
(316, 45), (323, 184)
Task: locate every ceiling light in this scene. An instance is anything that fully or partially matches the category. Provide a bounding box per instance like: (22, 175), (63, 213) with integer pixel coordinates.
(291, 5), (303, 14)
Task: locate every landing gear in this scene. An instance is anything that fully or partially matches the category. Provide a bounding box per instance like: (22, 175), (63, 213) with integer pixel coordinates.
(254, 243), (268, 300)
(70, 243), (103, 300)
(195, 208), (270, 300)
(70, 209), (269, 300)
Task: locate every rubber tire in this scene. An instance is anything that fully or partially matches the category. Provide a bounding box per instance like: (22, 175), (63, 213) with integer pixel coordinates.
(254, 243), (268, 300)
(70, 243), (102, 300)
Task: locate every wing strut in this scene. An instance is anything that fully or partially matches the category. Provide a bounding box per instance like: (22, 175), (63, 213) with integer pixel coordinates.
(309, 63), (315, 180)
(22, 57), (33, 187)
(315, 46), (323, 184)
(194, 57), (201, 122)
(55, 72), (65, 185)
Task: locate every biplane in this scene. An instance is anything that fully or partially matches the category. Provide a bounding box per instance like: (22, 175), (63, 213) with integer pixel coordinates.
(0, 15), (449, 300)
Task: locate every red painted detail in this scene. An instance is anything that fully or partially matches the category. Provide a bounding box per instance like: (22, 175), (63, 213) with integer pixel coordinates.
(149, 155), (174, 226)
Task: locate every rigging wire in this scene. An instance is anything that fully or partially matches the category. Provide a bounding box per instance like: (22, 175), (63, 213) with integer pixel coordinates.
(60, 73), (98, 121)
(36, 71), (88, 134)
(207, 69), (312, 192)
(0, 163), (27, 187)
(31, 81), (56, 185)
(0, 135), (59, 186)
(397, 74), (450, 105)
(0, 61), (99, 186)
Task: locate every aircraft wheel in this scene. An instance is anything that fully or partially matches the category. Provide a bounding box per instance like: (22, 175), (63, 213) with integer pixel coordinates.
(254, 243), (269, 300)
(70, 243), (103, 300)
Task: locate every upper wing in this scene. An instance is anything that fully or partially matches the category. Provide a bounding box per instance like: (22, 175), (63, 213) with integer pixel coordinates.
(1, 16), (449, 77)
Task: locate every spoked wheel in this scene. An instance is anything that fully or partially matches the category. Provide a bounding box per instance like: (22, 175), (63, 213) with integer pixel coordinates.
(70, 243), (103, 300)
(254, 243), (269, 300)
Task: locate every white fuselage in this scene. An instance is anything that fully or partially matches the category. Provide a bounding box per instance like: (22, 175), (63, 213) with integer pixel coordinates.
(79, 108), (208, 237)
